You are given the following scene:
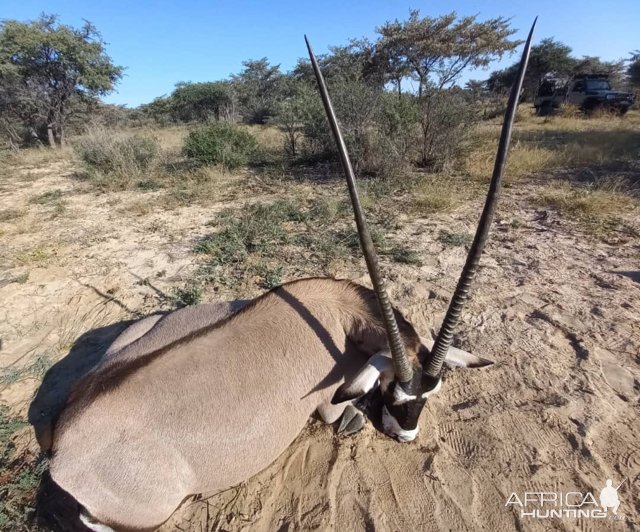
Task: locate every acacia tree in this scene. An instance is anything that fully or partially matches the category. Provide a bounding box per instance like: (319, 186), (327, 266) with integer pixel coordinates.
(573, 56), (626, 85)
(376, 11), (517, 167)
(0, 14), (123, 147)
(488, 39), (630, 99)
(376, 11), (518, 96)
(170, 81), (233, 122)
(231, 58), (284, 124)
(270, 79), (314, 157)
(138, 96), (174, 125)
(487, 38), (576, 97)
(526, 38), (575, 87)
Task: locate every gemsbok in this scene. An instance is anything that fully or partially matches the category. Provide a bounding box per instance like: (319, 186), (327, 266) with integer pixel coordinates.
(43, 21), (536, 531)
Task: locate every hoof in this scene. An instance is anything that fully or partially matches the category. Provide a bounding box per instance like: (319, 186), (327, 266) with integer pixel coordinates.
(337, 404), (365, 436)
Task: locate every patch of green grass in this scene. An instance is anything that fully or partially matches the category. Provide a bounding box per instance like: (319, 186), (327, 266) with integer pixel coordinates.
(0, 353), (54, 386)
(359, 178), (395, 209)
(0, 406), (27, 451)
(195, 198), (357, 290)
(0, 367), (22, 386)
(29, 353), (54, 379)
(438, 230), (473, 248)
(195, 200), (306, 263)
(160, 166), (231, 209)
(0, 405), (46, 530)
(336, 227), (386, 252)
(29, 190), (63, 205)
(136, 179), (163, 191)
(15, 246), (55, 266)
(192, 195), (419, 292)
(255, 264), (283, 289)
(387, 246), (422, 265)
(195, 200), (307, 289)
(28, 190), (67, 218)
(172, 284), (203, 307)
(0, 209), (24, 223)
(308, 197), (349, 224)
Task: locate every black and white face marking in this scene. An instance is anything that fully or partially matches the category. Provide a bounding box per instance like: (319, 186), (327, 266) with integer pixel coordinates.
(380, 373), (441, 442)
(380, 374), (442, 442)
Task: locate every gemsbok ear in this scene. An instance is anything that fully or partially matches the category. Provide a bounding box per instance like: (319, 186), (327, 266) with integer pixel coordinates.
(444, 347), (494, 369)
(419, 337), (493, 369)
(331, 352), (394, 404)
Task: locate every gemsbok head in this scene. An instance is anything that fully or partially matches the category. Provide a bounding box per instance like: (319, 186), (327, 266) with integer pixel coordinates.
(39, 21), (536, 531)
(304, 19), (536, 441)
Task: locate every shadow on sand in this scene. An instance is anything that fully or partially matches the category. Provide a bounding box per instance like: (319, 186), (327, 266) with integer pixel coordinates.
(612, 270), (640, 284)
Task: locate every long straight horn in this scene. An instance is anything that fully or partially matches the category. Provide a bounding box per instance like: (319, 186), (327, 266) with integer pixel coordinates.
(305, 35), (414, 386)
(422, 19), (537, 384)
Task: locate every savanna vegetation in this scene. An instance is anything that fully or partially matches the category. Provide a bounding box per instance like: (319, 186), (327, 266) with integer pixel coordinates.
(0, 9), (639, 531)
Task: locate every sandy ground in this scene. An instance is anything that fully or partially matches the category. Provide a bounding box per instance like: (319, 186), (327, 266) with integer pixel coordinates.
(1, 154), (639, 531)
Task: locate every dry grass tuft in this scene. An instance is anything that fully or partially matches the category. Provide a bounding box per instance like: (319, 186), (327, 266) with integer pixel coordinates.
(118, 199), (156, 217)
(15, 245), (58, 266)
(467, 123), (640, 182)
(152, 126), (189, 151)
(8, 145), (73, 169)
(70, 125), (255, 201)
(412, 175), (467, 214)
(466, 138), (560, 181)
(0, 209), (25, 222)
(161, 166), (239, 208)
(73, 128), (161, 190)
(538, 178), (637, 219)
(557, 104), (582, 119)
(247, 125), (282, 153)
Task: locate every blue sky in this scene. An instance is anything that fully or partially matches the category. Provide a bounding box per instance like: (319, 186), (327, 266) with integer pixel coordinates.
(4, 1), (639, 107)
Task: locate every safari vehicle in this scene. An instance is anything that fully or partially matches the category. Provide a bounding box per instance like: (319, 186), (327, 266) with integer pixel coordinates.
(534, 74), (635, 115)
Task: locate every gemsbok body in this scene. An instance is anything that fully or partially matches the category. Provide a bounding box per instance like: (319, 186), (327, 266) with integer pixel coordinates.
(44, 22), (536, 532)
(50, 279), (479, 530)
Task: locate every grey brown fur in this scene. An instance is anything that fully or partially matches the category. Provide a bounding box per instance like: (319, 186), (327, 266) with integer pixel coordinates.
(50, 278), (420, 530)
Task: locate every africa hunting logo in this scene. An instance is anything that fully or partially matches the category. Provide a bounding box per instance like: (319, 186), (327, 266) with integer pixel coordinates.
(506, 479), (628, 520)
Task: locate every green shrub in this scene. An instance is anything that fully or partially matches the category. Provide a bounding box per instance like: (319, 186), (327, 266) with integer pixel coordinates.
(369, 93), (420, 177)
(418, 90), (479, 171)
(182, 123), (257, 169)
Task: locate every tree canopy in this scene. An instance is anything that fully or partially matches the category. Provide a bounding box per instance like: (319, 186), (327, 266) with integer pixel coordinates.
(230, 58), (284, 123)
(171, 81), (233, 122)
(628, 51), (640, 88)
(487, 37), (630, 98)
(376, 11), (519, 96)
(0, 14), (123, 147)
